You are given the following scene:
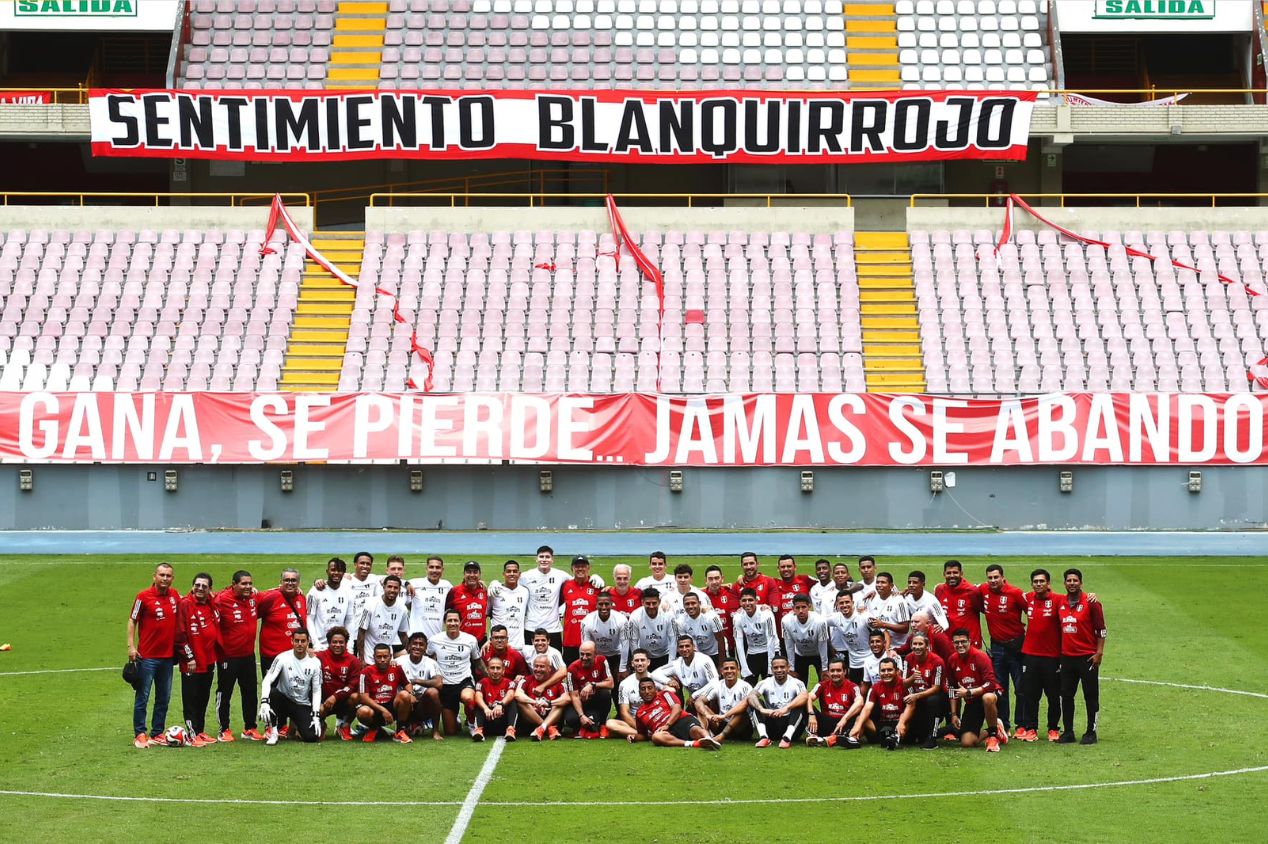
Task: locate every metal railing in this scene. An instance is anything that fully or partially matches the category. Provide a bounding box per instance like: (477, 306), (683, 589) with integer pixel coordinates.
(0, 86), (92, 105)
(0, 191), (309, 207)
(370, 192), (854, 208)
(910, 193), (1268, 208)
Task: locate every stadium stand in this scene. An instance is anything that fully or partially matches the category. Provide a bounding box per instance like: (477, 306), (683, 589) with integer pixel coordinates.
(181, 0), (338, 89)
(343, 227), (867, 393)
(895, 0), (1052, 91)
(912, 227), (1268, 395)
(0, 226), (299, 392)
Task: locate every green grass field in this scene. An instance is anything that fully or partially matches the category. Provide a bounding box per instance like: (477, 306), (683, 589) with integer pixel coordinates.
(1, 552), (1266, 843)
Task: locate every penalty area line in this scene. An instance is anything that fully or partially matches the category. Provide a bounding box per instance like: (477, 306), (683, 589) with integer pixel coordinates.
(444, 738), (505, 844)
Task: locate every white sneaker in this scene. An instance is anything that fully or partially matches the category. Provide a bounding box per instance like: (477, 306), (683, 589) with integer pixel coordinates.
(265, 727), (279, 746)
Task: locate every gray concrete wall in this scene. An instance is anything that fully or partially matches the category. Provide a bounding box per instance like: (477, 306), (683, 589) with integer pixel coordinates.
(3, 464), (1263, 531)
(364, 205), (854, 234)
(907, 205), (1268, 232)
(0, 205), (313, 232)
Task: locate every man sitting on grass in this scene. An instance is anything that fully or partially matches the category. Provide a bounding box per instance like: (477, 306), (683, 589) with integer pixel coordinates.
(356, 643), (412, 744)
(630, 677), (721, 750)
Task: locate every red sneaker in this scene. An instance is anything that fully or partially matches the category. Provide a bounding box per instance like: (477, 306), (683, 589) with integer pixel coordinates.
(546, 726), (561, 741)
(504, 726), (517, 742)
(337, 724), (353, 742)
(754, 737), (771, 748)
(1047, 729), (1061, 743)
(217, 729), (235, 743)
(472, 727), (485, 742)
(134, 733), (149, 749)
(598, 726), (609, 739)
(1022, 729), (1039, 742)
(196, 732), (216, 746)
(530, 726), (545, 742)
(996, 721), (1009, 745)
(241, 728), (264, 742)
(393, 729), (413, 744)
(985, 737), (1000, 753)
(278, 725), (290, 738)
(362, 727), (379, 743)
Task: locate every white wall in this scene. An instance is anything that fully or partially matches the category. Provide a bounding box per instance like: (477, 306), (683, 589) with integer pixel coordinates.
(365, 205), (854, 233)
(0, 204), (313, 231)
(907, 205), (1268, 232)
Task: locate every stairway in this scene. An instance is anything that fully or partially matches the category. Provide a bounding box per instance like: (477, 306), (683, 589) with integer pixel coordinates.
(855, 231), (926, 392)
(326, 0), (388, 89)
(843, 2), (900, 88)
(279, 232), (363, 392)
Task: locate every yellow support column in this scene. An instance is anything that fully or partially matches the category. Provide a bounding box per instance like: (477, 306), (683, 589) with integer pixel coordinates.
(327, 1), (388, 89)
(855, 231), (926, 392)
(843, 2), (901, 89)
(280, 232), (364, 391)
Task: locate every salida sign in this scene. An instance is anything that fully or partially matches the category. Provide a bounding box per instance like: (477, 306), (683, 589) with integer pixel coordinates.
(14, 1), (137, 16)
(1094, 0), (1214, 18)
(3, 391), (1267, 467)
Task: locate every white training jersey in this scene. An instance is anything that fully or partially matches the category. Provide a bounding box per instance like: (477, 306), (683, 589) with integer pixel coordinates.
(426, 632), (481, 685)
(626, 607), (674, 658)
(872, 593), (912, 648)
(487, 579), (529, 644)
(344, 574), (382, 630)
(904, 590), (950, 631)
(658, 586), (713, 618)
(827, 610), (874, 667)
(618, 672), (668, 716)
(781, 611), (830, 664)
(634, 573), (674, 594)
(731, 606), (779, 677)
(862, 652), (906, 686)
(814, 581), (856, 618)
(853, 579), (881, 612)
(697, 677), (754, 714)
(519, 645), (566, 673)
(672, 610), (724, 656)
(580, 609), (628, 661)
(358, 597), (409, 661)
(306, 582), (357, 649)
(407, 577), (453, 639)
(395, 653), (441, 686)
(519, 567), (570, 633)
(260, 650), (322, 709)
(754, 675), (808, 709)
(654, 653), (719, 696)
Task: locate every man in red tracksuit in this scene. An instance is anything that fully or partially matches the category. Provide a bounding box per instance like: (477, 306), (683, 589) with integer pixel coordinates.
(178, 572), (220, 747)
(213, 569), (262, 741)
(256, 568), (309, 674)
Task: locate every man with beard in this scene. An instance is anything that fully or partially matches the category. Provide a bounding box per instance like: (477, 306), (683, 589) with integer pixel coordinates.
(487, 560), (529, 647)
(307, 558), (357, 650)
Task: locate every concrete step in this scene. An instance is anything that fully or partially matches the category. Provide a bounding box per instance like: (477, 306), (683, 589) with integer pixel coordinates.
(863, 343), (923, 357)
(854, 250), (911, 264)
(855, 231), (910, 249)
(848, 35), (898, 50)
(338, 1), (388, 12)
(332, 33), (384, 47)
(849, 68), (902, 82)
(296, 303), (355, 315)
(283, 357), (344, 371)
(290, 328), (349, 342)
(294, 315), (351, 328)
(286, 344), (348, 358)
(860, 290), (915, 304)
(860, 315), (918, 328)
(863, 329), (921, 343)
(281, 372), (341, 385)
(857, 265), (912, 278)
(327, 66), (381, 80)
(845, 19), (897, 33)
(867, 373), (927, 389)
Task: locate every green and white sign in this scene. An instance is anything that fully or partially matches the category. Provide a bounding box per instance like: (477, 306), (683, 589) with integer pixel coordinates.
(13, 0), (137, 15)
(1093, 0), (1215, 19)
(1, 0), (176, 29)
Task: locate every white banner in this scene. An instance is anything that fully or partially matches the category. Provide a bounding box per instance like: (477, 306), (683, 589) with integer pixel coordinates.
(1055, 0), (1251, 33)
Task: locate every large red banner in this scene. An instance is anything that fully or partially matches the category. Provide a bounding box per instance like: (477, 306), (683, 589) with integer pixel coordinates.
(88, 88), (1035, 164)
(0, 91), (50, 104)
(1, 392), (1265, 466)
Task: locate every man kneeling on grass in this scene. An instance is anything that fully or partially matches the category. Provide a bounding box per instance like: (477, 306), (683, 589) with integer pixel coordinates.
(630, 677), (721, 750)
(259, 629), (322, 745)
(356, 643), (413, 744)
(515, 653), (570, 741)
(946, 628), (1009, 753)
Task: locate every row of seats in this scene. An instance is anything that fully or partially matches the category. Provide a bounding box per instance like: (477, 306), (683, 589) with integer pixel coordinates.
(0, 230), (299, 392)
(177, 0), (1052, 91)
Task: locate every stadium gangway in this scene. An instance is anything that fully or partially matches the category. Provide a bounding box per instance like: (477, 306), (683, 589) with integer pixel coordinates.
(0, 192), (310, 208)
(910, 193), (1268, 208)
(369, 192), (855, 209)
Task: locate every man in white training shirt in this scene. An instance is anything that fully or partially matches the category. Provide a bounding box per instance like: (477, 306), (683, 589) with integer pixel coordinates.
(426, 608), (484, 737)
(654, 635), (719, 701)
(782, 593), (831, 683)
(307, 557), (357, 650)
(395, 632), (443, 740)
(487, 559), (529, 647)
(518, 628), (568, 687)
(672, 592), (725, 661)
(871, 571), (912, 649)
(827, 591), (873, 684)
(748, 656), (809, 749)
(606, 648), (667, 739)
(259, 629), (322, 745)
(904, 570), (950, 630)
(581, 591), (628, 674)
(694, 657), (753, 742)
(659, 564), (713, 618)
(356, 575), (409, 662)
(626, 588), (674, 670)
(732, 588), (779, 682)
(519, 545), (571, 651)
(814, 562), (861, 618)
(407, 556), (452, 641)
(634, 550), (673, 594)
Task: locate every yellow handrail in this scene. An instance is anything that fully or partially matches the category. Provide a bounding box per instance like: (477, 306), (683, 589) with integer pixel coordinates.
(370, 192), (854, 208)
(0, 191), (310, 207)
(910, 193), (1268, 208)
(0, 86), (90, 105)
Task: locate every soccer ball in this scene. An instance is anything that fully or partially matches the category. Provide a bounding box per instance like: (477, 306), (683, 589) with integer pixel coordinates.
(163, 725), (189, 747)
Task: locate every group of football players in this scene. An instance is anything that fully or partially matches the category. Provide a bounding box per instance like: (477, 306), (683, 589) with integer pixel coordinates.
(127, 548), (1106, 751)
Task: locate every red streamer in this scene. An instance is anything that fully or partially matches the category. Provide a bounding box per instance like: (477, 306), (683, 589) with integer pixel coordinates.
(604, 194), (666, 390)
(260, 194), (434, 391)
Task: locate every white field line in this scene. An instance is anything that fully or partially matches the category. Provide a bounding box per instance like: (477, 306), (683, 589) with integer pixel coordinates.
(444, 739), (506, 843)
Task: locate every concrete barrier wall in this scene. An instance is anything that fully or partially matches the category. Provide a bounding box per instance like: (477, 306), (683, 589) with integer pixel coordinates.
(0, 205), (313, 232)
(2, 464), (1263, 531)
(365, 206), (854, 233)
(908, 206), (1268, 233)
